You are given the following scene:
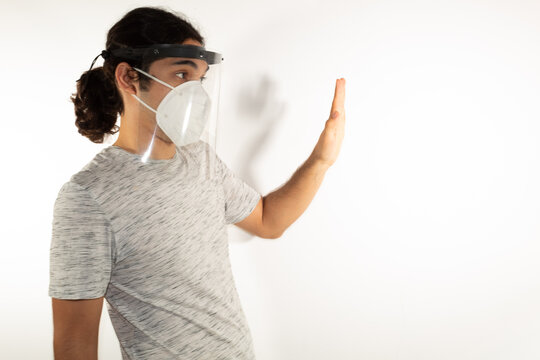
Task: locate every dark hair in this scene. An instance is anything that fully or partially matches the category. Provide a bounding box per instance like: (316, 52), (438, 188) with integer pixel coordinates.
(71, 6), (205, 143)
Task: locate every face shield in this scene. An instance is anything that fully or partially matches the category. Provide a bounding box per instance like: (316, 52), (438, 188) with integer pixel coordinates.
(111, 44), (223, 179)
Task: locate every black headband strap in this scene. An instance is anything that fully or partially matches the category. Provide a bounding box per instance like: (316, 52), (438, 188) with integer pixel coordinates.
(88, 50), (111, 71)
(87, 44), (222, 72)
(110, 44), (223, 65)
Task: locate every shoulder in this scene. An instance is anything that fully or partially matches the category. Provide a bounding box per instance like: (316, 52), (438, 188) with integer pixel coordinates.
(54, 180), (97, 213)
(68, 146), (122, 191)
(180, 140), (225, 173)
(180, 140), (215, 158)
(53, 147), (119, 208)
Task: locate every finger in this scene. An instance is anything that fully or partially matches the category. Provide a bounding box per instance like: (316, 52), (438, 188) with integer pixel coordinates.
(330, 78), (346, 118)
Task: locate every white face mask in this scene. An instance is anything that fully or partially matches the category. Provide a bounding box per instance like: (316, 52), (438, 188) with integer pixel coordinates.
(131, 67), (211, 147)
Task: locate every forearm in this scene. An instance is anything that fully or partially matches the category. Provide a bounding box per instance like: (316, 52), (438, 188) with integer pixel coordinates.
(262, 155), (330, 237)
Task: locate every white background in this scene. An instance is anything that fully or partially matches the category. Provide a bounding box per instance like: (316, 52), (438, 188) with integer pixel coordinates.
(1, 0), (539, 359)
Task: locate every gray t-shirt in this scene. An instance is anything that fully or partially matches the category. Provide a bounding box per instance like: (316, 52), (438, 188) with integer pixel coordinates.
(48, 141), (261, 359)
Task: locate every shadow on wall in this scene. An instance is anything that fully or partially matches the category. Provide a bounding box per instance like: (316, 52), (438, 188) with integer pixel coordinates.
(231, 74), (287, 242)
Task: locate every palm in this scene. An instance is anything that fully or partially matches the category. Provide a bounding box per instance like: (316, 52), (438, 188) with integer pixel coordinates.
(311, 78), (346, 167)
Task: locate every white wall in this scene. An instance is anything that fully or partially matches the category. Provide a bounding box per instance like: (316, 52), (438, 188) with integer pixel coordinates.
(1, 0), (539, 359)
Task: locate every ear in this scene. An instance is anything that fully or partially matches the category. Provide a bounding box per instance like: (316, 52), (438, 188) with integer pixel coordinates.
(115, 62), (140, 96)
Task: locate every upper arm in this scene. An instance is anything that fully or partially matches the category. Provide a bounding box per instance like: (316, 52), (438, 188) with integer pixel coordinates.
(52, 296), (103, 359)
(211, 149), (265, 228)
(234, 196), (278, 239)
(49, 181), (114, 300)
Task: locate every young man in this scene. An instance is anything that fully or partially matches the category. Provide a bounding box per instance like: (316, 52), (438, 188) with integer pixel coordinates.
(49, 7), (345, 360)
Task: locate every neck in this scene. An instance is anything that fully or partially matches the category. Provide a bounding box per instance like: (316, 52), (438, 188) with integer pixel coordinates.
(112, 113), (176, 160)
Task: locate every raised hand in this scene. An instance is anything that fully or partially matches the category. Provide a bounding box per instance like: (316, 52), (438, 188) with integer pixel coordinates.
(309, 78), (346, 168)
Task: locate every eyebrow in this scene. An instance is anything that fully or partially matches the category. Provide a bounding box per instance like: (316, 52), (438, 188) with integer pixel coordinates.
(172, 59), (210, 73)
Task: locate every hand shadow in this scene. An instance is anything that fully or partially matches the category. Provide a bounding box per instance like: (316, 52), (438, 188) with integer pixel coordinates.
(230, 74), (287, 242)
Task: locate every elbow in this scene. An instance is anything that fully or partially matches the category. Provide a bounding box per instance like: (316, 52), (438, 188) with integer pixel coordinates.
(260, 199), (284, 239)
(260, 219), (283, 239)
(265, 228), (284, 239)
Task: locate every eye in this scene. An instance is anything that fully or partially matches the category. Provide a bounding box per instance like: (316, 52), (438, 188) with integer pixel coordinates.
(175, 72), (186, 79)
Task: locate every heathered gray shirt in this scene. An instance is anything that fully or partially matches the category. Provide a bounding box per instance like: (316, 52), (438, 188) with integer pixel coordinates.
(48, 141), (261, 359)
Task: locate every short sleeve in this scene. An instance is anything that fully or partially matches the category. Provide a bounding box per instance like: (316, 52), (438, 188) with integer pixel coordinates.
(48, 181), (115, 299)
(214, 154), (262, 225)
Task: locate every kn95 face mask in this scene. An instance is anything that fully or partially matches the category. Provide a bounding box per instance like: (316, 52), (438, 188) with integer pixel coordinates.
(131, 67), (211, 147)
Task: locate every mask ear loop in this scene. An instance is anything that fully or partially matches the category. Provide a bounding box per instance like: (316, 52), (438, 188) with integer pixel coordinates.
(133, 67), (175, 90)
(131, 93), (158, 114)
(130, 67), (172, 115)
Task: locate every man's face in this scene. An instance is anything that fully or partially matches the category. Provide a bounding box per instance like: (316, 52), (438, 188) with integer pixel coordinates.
(136, 38), (210, 142)
(138, 39), (209, 110)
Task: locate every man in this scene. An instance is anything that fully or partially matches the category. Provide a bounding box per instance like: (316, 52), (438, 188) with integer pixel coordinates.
(49, 6), (345, 360)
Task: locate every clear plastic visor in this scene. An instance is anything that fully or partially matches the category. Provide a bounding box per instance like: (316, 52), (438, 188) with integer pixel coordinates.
(132, 54), (221, 181)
